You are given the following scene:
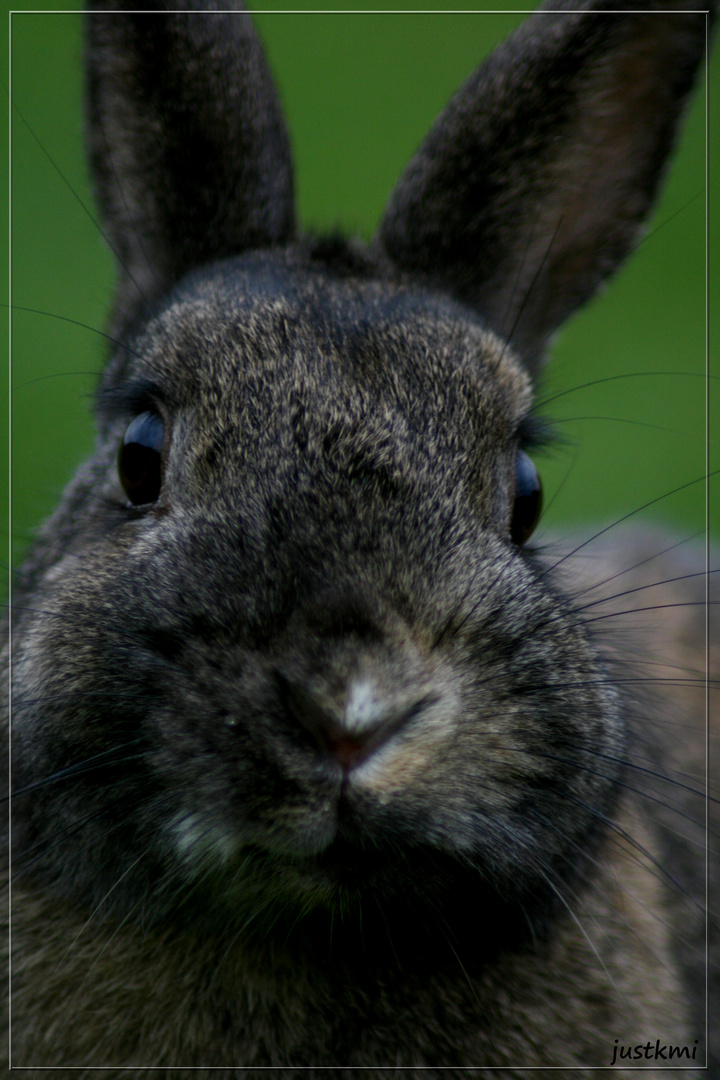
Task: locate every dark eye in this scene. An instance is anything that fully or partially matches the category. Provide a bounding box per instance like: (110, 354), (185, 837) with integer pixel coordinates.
(510, 450), (542, 545)
(118, 411), (165, 505)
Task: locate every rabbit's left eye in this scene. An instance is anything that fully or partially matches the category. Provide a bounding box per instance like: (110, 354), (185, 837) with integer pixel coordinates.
(510, 450), (542, 545)
(118, 412), (165, 505)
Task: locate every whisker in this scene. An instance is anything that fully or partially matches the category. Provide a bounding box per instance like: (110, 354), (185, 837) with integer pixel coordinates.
(536, 864), (618, 990)
(11, 97), (152, 318)
(500, 214), (564, 362)
(551, 414), (687, 437)
(556, 531), (707, 603)
(58, 847), (153, 969)
(11, 741), (146, 798)
(582, 600), (718, 626)
(8, 304), (149, 370)
(537, 471), (719, 581)
(536, 370), (713, 412)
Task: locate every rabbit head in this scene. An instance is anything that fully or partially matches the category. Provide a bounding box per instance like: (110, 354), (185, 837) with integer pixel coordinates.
(9, 0), (713, 969)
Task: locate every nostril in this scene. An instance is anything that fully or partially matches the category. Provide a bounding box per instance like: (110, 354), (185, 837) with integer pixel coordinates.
(325, 733), (371, 770)
(275, 669), (436, 770)
(277, 674), (367, 766)
(275, 671), (339, 748)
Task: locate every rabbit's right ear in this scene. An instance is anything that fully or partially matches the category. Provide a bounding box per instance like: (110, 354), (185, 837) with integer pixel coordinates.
(85, 0), (295, 335)
(379, 1), (714, 375)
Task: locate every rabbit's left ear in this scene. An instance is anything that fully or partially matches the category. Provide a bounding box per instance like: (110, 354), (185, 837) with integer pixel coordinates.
(86, 0), (295, 335)
(378, 1), (713, 374)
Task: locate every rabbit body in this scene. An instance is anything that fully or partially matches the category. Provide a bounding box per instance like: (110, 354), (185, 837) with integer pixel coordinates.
(4, 2), (717, 1074)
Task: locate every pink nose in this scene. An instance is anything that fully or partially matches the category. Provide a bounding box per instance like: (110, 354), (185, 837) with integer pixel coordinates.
(277, 671), (435, 771)
(325, 733), (371, 770)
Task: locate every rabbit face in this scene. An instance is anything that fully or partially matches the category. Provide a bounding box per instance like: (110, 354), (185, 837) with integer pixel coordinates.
(6, 19), (715, 1070)
(11, 247), (622, 954)
(6, 3), (716, 1070)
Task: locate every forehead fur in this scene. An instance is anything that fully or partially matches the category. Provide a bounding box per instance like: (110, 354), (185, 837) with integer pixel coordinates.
(111, 250), (531, 446)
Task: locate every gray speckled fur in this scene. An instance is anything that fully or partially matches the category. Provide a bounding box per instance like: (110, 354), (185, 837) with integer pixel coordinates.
(3, 1), (717, 1074)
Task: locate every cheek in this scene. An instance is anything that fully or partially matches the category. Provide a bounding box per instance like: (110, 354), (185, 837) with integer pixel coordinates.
(346, 703), (457, 798)
(470, 454), (515, 538)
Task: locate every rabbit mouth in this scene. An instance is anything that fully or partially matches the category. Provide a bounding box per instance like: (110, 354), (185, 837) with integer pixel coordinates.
(214, 832), (548, 969)
(307, 837), (385, 878)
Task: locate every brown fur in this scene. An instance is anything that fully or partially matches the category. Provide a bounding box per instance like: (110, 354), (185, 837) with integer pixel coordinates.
(5, 540), (714, 1075)
(4, 1), (717, 1074)
(0, 811), (695, 1073)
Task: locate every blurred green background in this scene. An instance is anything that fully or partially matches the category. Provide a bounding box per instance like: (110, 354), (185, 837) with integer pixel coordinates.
(3, 5), (718, 598)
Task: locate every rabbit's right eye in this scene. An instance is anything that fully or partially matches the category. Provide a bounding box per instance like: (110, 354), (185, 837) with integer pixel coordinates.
(118, 412), (165, 505)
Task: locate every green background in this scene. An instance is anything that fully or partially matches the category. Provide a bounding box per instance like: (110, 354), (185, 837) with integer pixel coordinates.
(3, 5), (718, 596)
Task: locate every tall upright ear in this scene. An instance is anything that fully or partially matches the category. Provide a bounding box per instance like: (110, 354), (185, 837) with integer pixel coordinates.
(85, 0), (295, 335)
(378, 1), (714, 374)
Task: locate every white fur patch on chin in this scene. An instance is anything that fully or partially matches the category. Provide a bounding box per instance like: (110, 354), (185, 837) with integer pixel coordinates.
(169, 810), (238, 869)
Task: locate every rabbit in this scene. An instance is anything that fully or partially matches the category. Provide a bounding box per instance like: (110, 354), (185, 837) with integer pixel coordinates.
(3, 0), (718, 1074)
